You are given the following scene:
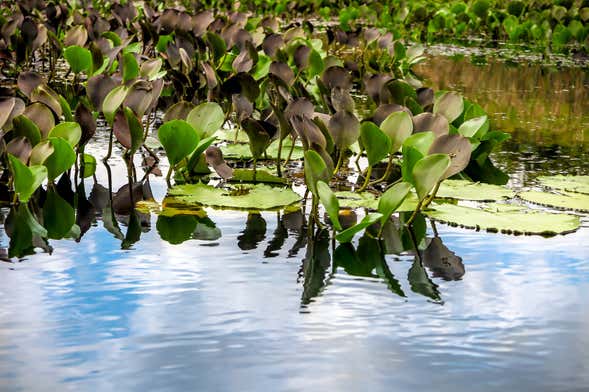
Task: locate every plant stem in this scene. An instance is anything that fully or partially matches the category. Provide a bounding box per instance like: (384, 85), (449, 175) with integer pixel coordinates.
(166, 164), (173, 187)
(333, 149), (344, 175)
(357, 166), (372, 192)
(369, 154), (393, 186)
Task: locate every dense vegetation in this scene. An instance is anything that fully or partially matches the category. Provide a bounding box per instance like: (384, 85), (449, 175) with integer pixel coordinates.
(0, 0), (585, 259)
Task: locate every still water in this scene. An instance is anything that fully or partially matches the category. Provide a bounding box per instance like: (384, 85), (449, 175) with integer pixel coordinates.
(1, 54), (588, 391)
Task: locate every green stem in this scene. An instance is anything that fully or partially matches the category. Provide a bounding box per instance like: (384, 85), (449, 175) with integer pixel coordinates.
(276, 136), (283, 177)
(369, 154), (394, 186)
(357, 166), (372, 192)
(166, 164), (174, 187)
(422, 181), (441, 209)
(333, 149), (345, 175)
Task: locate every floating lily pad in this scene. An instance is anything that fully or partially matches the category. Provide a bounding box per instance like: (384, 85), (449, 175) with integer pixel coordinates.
(537, 175), (589, 195)
(166, 183), (301, 210)
(518, 190), (589, 212)
(229, 168), (287, 184)
(425, 203), (580, 236)
(221, 139), (305, 160)
(335, 190), (420, 212)
(436, 180), (515, 201)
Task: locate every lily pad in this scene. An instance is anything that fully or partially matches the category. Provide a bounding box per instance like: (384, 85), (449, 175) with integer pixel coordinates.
(166, 183), (301, 210)
(335, 190), (420, 212)
(518, 190), (589, 212)
(537, 175), (589, 195)
(229, 168), (287, 184)
(425, 203), (580, 236)
(436, 180), (515, 201)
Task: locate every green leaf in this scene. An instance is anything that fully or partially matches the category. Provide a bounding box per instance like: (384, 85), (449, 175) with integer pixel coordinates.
(229, 168), (286, 184)
(412, 153), (451, 201)
(221, 139), (305, 160)
(537, 175), (589, 195)
(43, 137), (76, 181)
(82, 153), (96, 178)
(304, 149), (331, 197)
(335, 212), (383, 243)
(122, 52), (139, 83)
(380, 111), (413, 152)
(124, 107), (143, 155)
(518, 190), (589, 212)
(360, 121), (391, 166)
(64, 45), (93, 74)
(102, 85), (128, 125)
(158, 120), (200, 166)
(186, 102), (225, 138)
(12, 115), (41, 145)
(425, 203), (580, 236)
(156, 214), (198, 245)
(186, 136), (217, 172)
(317, 181), (342, 231)
(458, 115), (488, 138)
(29, 140), (54, 165)
(403, 131), (435, 155)
(166, 183), (301, 210)
(8, 154), (47, 202)
(377, 181), (412, 226)
(48, 122), (81, 147)
(43, 190), (75, 239)
(436, 180), (515, 201)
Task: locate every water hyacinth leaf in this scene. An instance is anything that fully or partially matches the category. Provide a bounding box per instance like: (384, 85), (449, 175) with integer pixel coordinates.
(360, 122), (391, 166)
(412, 153), (451, 201)
(17, 72), (44, 98)
(82, 153), (96, 178)
(48, 122), (81, 147)
(30, 84), (62, 117)
(103, 85), (128, 125)
(186, 136), (217, 172)
(64, 25), (87, 47)
(44, 137), (76, 181)
(378, 181), (412, 226)
(425, 203), (580, 236)
(433, 92), (464, 123)
(158, 120), (199, 166)
(428, 134), (472, 179)
(242, 118), (272, 160)
(0, 98), (19, 130)
(186, 102), (225, 138)
(403, 131), (435, 156)
(317, 181), (341, 231)
(518, 191), (589, 212)
(75, 103), (96, 147)
(63, 45), (92, 74)
(335, 212), (383, 243)
(304, 149), (331, 197)
(6, 137), (32, 163)
(166, 183), (300, 210)
(328, 111), (360, 149)
(122, 52), (139, 82)
(436, 180), (515, 201)
(140, 58), (163, 80)
(29, 140), (54, 165)
(412, 112), (449, 136)
(380, 111), (413, 152)
(43, 190), (75, 239)
(537, 175), (589, 195)
(164, 101), (195, 122)
(58, 96), (73, 122)
(86, 75), (116, 111)
(12, 115), (41, 146)
(205, 146), (233, 180)
(24, 102), (55, 138)
(8, 154), (47, 202)
(458, 115), (488, 138)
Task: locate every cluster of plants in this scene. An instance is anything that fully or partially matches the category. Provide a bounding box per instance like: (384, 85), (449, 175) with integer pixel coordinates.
(0, 0), (585, 260)
(196, 0), (589, 55)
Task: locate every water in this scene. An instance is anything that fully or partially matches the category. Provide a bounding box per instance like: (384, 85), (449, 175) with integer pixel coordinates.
(1, 55), (589, 391)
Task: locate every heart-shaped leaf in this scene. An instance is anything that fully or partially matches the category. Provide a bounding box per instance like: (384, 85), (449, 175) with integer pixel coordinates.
(8, 154), (47, 202)
(380, 111), (413, 152)
(317, 181), (342, 231)
(43, 137), (77, 181)
(335, 212), (383, 243)
(377, 181), (412, 226)
(360, 121), (391, 166)
(48, 122), (81, 147)
(186, 102), (225, 138)
(428, 134), (472, 179)
(304, 149), (331, 197)
(434, 92), (464, 123)
(64, 45), (93, 74)
(412, 153), (451, 201)
(158, 120), (199, 166)
(102, 85), (128, 125)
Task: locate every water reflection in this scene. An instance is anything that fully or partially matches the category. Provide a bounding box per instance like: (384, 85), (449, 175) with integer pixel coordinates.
(416, 55), (589, 146)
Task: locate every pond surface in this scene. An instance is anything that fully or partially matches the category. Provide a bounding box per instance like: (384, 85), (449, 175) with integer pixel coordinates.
(1, 54), (589, 391)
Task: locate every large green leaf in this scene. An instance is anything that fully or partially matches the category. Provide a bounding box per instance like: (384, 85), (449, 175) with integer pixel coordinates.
(537, 175), (589, 195)
(519, 190), (589, 212)
(380, 111), (413, 153)
(425, 203), (580, 236)
(82, 153), (96, 178)
(48, 122), (81, 147)
(335, 212), (383, 243)
(457, 115), (488, 138)
(186, 102), (225, 138)
(166, 183), (300, 210)
(12, 115), (41, 146)
(433, 91), (464, 122)
(377, 181), (412, 226)
(8, 154), (47, 202)
(64, 45), (93, 74)
(412, 153), (451, 201)
(158, 120), (199, 166)
(43, 137), (76, 181)
(360, 122), (391, 166)
(122, 52), (139, 83)
(304, 149), (331, 197)
(436, 180), (515, 201)
(317, 181), (342, 231)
